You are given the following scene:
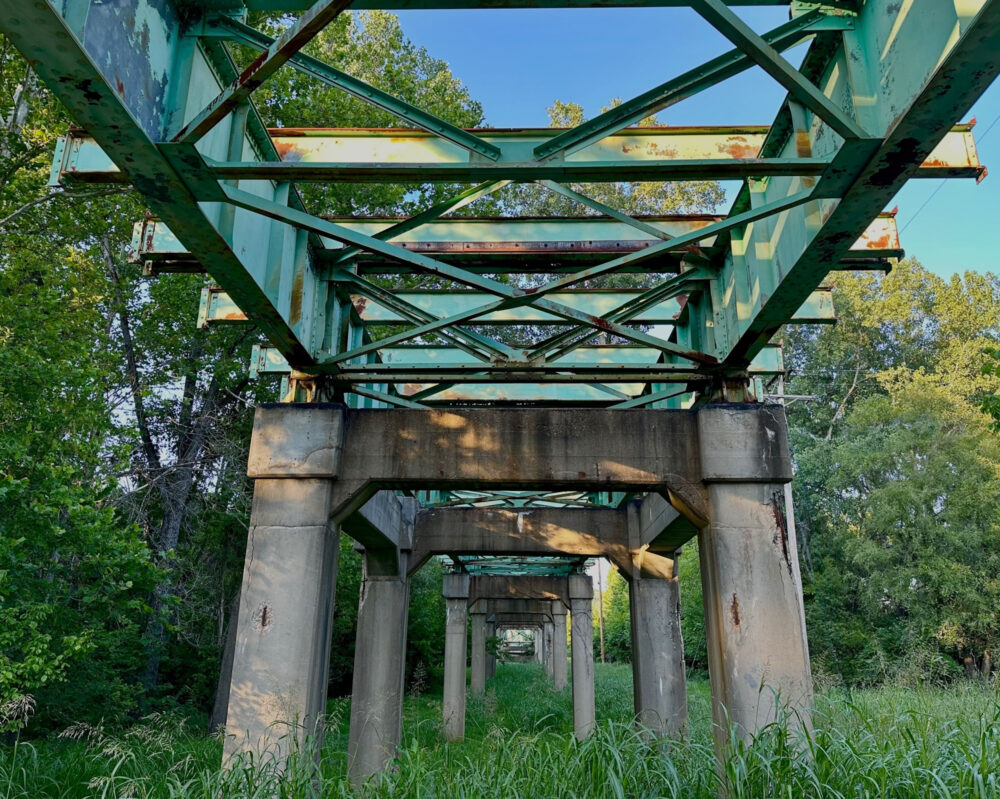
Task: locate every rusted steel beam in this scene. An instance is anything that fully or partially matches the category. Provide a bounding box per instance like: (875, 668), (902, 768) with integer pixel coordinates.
(56, 125), (985, 184)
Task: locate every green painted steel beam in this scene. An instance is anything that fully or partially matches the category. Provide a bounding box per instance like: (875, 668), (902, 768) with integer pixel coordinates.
(252, 342), (786, 373)
(174, 0), (354, 143)
(221, 184), (718, 365)
(56, 126), (985, 186)
(207, 156), (828, 183)
(201, 286), (692, 325)
(0, 0), (317, 365)
(137, 211), (904, 264)
(692, 0), (868, 141)
(722, 0), (1000, 368)
(193, 0), (859, 9)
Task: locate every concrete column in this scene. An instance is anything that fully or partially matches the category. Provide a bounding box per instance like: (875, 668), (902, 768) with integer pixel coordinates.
(630, 562), (687, 738)
(534, 627), (544, 664)
(569, 574), (595, 739)
(223, 478), (339, 764)
(697, 405), (812, 753)
(347, 557), (410, 784)
(442, 574), (470, 742)
(485, 620), (497, 679)
(552, 602), (568, 691)
(543, 620), (555, 680)
(470, 612), (487, 696)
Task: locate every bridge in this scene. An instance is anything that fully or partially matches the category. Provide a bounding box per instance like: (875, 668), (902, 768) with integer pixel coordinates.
(2, 0), (997, 786)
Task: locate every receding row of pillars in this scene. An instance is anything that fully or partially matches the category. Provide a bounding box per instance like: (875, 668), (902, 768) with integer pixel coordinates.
(442, 574), (597, 742)
(222, 404), (813, 787)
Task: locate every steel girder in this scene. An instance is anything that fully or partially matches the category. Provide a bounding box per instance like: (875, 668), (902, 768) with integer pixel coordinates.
(2, 0), (997, 414)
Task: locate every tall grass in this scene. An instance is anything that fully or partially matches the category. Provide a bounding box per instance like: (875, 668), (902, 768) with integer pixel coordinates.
(3, 665), (1000, 798)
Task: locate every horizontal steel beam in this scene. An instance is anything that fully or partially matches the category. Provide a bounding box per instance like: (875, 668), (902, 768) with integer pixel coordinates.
(136, 212), (902, 272)
(203, 286), (833, 327)
(56, 126), (983, 185)
(250, 343), (787, 398)
(223, 0), (855, 9)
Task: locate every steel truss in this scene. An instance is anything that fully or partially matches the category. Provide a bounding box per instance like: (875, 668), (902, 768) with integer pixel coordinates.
(2, 0), (997, 541)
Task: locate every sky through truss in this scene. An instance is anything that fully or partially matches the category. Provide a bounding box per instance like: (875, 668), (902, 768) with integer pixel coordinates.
(396, 6), (1000, 280)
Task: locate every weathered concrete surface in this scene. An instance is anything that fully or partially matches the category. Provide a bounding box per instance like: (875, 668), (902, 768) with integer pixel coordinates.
(224, 478), (338, 765)
(552, 602), (568, 691)
(246, 405), (343, 478)
(342, 491), (412, 568)
(486, 620), (497, 679)
(493, 614), (550, 626)
(470, 613), (487, 696)
(569, 574), (595, 740)
(697, 404), (793, 483)
(347, 566), (409, 784)
(442, 574), (470, 742)
(697, 406), (811, 753)
(469, 575), (570, 606)
(543, 620), (555, 680)
(474, 598), (555, 618)
(630, 573), (687, 738)
(300, 406), (706, 521)
(410, 507), (630, 574)
(633, 493), (700, 553)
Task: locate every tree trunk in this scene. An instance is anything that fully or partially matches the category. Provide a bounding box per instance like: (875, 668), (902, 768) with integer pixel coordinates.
(209, 592), (241, 733)
(963, 654), (978, 678)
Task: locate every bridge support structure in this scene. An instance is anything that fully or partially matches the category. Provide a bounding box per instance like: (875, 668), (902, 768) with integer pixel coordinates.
(225, 401), (808, 769)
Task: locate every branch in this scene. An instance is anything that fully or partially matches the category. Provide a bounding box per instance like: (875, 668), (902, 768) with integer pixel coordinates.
(103, 235), (164, 478)
(825, 361), (863, 441)
(0, 187), (128, 232)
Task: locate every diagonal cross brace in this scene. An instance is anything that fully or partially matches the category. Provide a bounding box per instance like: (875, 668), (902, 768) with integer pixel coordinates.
(332, 181), (509, 264)
(691, 0), (869, 142)
(222, 185), (716, 364)
(174, 0), (355, 144)
(213, 16), (502, 160)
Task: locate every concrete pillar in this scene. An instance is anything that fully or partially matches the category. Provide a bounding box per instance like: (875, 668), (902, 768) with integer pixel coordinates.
(486, 620), (497, 679)
(442, 573), (470, 742)
(697, 405), (812, 753)
(223, 478), (339, 764)
(470, 612), (487, 696)
(630, 562), (687, 738)
(543, 620), (555, 680)
(347, 556), (410, 784)
(569, 574), (596, 739)
(534, 627), (544, 664)
(552, 602), (568, 691)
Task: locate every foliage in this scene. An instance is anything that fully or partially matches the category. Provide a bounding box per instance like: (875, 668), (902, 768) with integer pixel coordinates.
(1, 40), (160, 727)
(785, 259), (1000, 684)
(0, 11), (472, 729)
(596, 565), (631, 663)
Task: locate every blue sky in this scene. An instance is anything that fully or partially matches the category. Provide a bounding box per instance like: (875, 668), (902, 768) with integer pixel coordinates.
(394, 6), (1000, 280)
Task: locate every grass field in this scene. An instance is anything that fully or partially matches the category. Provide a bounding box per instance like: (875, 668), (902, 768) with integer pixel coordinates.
(3, 664), (1000, 797)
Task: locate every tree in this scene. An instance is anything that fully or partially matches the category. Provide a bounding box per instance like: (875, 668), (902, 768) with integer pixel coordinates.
(785, 259), (1000, 683)
(1, 38), (158, 728)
